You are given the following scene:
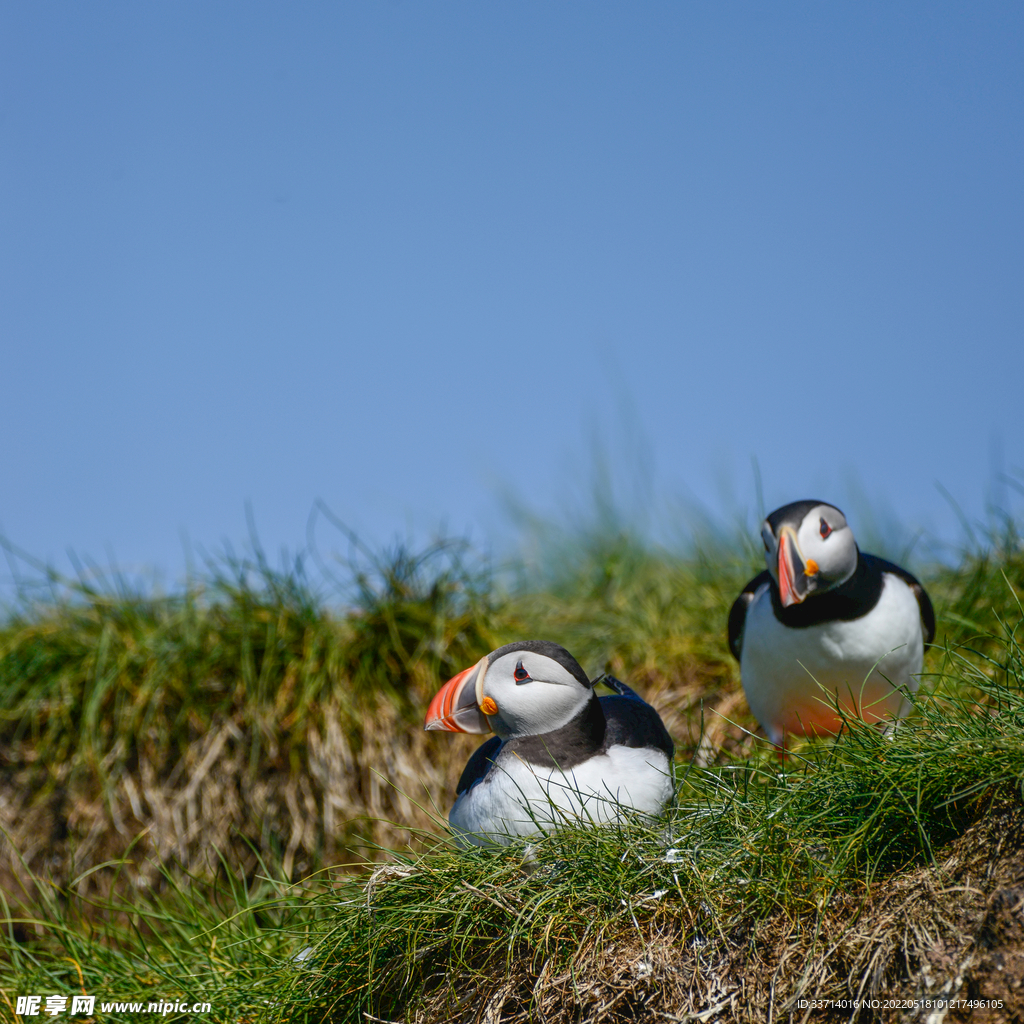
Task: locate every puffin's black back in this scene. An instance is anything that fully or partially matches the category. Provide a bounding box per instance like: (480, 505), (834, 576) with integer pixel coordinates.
(456, 736), (502, 796)
(601, 695), (674, 760)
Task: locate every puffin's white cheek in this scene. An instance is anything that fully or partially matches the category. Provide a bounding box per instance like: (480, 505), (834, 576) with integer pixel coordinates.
(495, 683), (590, 738)
(814, 533), (856, 582)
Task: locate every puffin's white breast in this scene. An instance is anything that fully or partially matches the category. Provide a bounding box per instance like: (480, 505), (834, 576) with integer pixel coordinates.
(740, 574), (925, 744)
(448, 745), (674, 847)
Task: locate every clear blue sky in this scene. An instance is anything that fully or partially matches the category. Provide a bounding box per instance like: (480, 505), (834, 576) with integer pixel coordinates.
(2, 3), (1022, 588)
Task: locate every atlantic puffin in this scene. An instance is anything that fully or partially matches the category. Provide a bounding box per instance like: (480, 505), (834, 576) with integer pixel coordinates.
(728, 500), (935, 746)
(425, 640), (675, 847)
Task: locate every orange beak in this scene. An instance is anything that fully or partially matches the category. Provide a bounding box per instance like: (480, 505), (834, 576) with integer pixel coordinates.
(777, 527), (813, 607)
(424, 656), (493, 734)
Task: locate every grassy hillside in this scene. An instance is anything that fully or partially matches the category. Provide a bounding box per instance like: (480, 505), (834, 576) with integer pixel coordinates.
(1, 517), (1023, 1021)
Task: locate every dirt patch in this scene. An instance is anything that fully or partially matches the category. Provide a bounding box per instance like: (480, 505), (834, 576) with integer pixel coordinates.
(955, 885), (1024, 1022)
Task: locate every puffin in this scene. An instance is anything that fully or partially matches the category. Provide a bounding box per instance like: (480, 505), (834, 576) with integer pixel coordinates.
(728, 500), (935, 746)
(425, 640), (675, 847)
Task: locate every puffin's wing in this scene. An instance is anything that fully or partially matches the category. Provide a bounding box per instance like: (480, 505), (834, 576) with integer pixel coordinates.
(867, 555), (936, 646)
(600, 694), (675, 760)
(455, 736), (503, 796)
(728, 570), (772, 661)
(593, 673), (645, 701)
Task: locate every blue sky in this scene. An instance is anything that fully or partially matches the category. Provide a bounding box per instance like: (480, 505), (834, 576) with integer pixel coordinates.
(2, 3), (1023, 588)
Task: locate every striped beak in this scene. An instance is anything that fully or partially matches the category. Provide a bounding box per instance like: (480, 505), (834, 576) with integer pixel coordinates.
(777, 526), (817, 607)
(424, 655), (493, 734)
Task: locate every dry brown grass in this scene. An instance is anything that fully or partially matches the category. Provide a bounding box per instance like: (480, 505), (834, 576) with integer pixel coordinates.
(0, 677), (485, 910)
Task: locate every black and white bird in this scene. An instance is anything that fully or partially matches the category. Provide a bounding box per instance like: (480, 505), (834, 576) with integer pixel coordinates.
(425, 640), (675, 847)
(728, 500), (935, 746)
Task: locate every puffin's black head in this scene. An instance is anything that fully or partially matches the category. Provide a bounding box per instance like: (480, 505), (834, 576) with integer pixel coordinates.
(761, 500), (858, 607)
(425, 640), (593, 739)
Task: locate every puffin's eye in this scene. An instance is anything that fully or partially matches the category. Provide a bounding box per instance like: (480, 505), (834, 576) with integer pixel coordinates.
(513, 660), (532, 684)
(820, 518), (832, 539)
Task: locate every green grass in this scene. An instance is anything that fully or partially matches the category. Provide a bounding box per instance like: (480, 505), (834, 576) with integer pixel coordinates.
(1, 513), (1024, 1021)
(338, 636), (1024, 1020)
(3, 622), (1021, 1021)
(0, 533), (498, 777)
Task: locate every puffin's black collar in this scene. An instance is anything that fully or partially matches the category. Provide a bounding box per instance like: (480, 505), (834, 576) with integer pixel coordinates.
(505, 693), (606, 769)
